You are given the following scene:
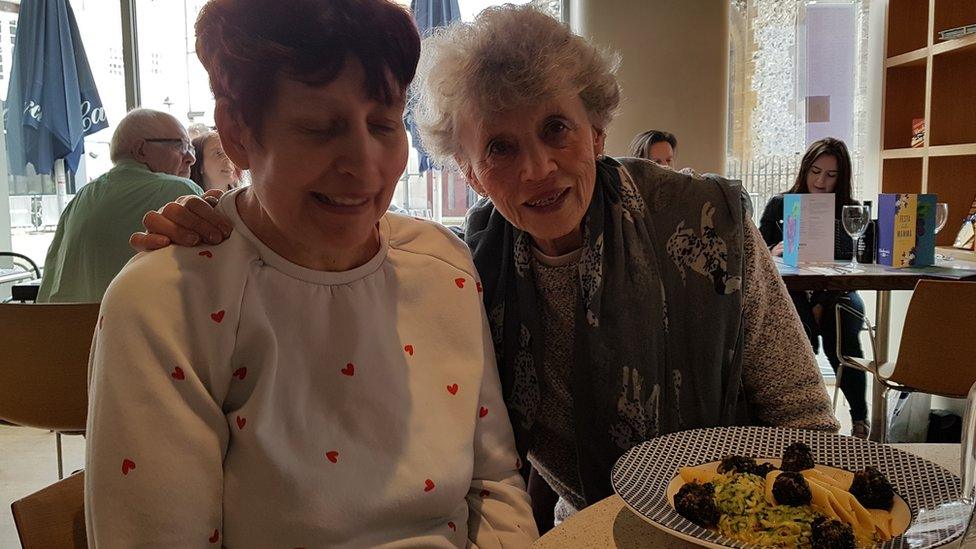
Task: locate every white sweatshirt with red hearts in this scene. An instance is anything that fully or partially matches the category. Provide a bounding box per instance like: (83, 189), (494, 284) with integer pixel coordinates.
(85, 190), (537, 548)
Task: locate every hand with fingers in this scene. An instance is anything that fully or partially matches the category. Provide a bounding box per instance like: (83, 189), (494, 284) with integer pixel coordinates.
(130, 189), (234, 251)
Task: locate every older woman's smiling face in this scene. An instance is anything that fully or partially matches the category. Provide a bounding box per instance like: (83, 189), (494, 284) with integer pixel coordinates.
(457, 93), (605, 256)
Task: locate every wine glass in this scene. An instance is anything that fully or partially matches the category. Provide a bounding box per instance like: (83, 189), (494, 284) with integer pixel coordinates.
(935, 202), (949, 234)
(842, 205), (870, 270)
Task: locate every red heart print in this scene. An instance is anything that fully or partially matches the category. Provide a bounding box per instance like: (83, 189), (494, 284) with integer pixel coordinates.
(233, 367), (247, 380)
(404, 345), (414, 356)
(447, 383), (459, 395)
(171, 367), (185, 380)
(199, 250), (213, 258)
(121, 458), (135, 475)
(424, 478), (435, 492)
(454, 277), (466, 289)
(236, 416), (246, 430)
(479, 489), (490, 498)
(209, 529), (220, 543)
(211, 310), (225, 323)
(479, 406), (488, 418)
(326, 451), (339, 463)
(476, 281), (483, 293)
(341, 363), (355, 376)
(448, 521), (456, 532)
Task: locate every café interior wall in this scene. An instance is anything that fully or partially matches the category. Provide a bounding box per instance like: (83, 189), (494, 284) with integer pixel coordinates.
(569, 0), (729, 174)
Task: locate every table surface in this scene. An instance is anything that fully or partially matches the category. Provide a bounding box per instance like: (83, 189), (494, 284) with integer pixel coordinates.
(534, 443), (962, 548)
(775, 258), (976, 291)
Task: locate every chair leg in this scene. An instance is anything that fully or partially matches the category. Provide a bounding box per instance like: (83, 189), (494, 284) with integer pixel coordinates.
(56, 432), (64, 480)
(832, 363), (845, 413)
(875, 388), (889, 444)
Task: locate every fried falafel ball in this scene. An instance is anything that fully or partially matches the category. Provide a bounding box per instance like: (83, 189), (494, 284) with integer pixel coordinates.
(849, 466), (895, 510)
(771, 471), (812, 506)
(811, 516), (856, 549)
(752, 462), (778, 478)
(781, 442), (815, 472)
(674, 481), (720, 528)
(717, 455), (758, 475)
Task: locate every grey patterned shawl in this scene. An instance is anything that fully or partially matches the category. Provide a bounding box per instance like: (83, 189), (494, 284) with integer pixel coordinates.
(463, 156), (751, 505)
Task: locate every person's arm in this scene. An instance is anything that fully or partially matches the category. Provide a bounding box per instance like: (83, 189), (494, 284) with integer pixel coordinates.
(758, 196), (783, 248)
(739, 221), (840, 432)
(85, 255), (233, 547)
(466, 309), (539, 547)
(130, 189), (232, 251)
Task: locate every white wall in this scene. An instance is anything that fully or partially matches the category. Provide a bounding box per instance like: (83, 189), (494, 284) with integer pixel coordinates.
(570, 0), (729, 174)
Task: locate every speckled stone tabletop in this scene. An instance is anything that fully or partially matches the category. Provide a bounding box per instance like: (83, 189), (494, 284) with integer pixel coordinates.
(533, 444), (962, 548)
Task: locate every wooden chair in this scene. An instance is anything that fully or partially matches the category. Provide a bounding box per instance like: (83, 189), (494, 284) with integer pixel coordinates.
(835, 280), (976, 442)
(10, 471), (86, 548)
(0, 303), (99, 478)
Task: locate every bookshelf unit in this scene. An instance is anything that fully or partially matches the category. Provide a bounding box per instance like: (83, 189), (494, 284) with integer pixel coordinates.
(881, 0), (976, 246)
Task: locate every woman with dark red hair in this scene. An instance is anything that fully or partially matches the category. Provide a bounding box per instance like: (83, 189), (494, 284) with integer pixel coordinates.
(84, 0), (536, 546)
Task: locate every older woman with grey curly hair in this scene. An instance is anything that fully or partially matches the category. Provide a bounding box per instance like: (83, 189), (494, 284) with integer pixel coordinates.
(132, 4), (838, 531)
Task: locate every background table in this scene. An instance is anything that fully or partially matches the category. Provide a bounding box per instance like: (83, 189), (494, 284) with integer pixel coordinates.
(775, 258), (976, 442)
(534, 444), (961, 548)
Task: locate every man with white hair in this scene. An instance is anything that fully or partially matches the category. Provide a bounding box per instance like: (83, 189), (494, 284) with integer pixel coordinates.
(37, 108), (202, 302)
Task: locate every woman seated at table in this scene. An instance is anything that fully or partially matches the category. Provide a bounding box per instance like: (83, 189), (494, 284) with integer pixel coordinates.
(758, 137), (869, 438)
(189, 131), (243, 192)
(131, 4), (839, 531)
(85, 0), (537, 546)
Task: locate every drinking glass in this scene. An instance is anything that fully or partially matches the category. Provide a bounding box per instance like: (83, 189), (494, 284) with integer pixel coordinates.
(935, 202), (949, 234)
(842, 205), (870, 270)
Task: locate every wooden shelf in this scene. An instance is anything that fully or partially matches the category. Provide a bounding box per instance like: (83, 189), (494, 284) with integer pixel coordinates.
(888, 0), (930, 57)
(930, 45), (976, 146)
(928, 143), (976, 156)
(886, 47), (929, 67)
(928, 155), (976, 246)
(932, 33), (976, 56)
(938, 246), (976, 262)
(883, 64), (927, 150)
(881, 157), (924, 194)
(882, 147), (926, 159)
(933, 0), (976, 46)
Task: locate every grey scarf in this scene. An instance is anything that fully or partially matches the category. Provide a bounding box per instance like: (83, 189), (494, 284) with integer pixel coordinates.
(463, 157), (750, 504)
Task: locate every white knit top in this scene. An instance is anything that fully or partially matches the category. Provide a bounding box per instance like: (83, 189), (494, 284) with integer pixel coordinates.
(85, 188), (537, 548)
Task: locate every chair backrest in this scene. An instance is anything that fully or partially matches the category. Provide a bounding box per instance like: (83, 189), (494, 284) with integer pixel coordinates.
(0, 303), (99, 431)
(888, 280), (976, 398)
(10, 471), (87, 549)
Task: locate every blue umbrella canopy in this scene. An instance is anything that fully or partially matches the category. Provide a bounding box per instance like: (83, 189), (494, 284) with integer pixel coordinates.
(406, 0), (460, 173)
(5, 0), (109, 176)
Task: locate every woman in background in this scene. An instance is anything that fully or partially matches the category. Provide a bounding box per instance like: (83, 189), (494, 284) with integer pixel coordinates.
(758, 137), (869, 438)
(189, 131), (243, 191)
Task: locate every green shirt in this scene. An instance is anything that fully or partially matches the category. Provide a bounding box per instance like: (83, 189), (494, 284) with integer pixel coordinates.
(36, 160), (202, 303)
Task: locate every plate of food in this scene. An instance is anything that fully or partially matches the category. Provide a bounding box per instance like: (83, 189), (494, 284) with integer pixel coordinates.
(610, 426), (969, 548)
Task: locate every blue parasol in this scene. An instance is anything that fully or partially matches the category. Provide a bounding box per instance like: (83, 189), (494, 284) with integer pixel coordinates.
(5, 0), (109, 176)
(406, 0), (460, 173)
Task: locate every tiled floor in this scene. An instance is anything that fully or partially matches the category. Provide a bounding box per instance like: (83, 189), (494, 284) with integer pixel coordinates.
(0, 379), (860, 548)
(0, 426), (86, 548)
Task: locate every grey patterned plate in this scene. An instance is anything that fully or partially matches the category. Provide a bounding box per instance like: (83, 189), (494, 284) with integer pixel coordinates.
(611, 426), (969, 548)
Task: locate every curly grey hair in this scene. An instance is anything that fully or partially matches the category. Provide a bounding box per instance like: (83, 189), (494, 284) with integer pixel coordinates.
(411, 4), (621, 166)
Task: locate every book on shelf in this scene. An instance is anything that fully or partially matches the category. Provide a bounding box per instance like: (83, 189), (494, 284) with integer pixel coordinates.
(938, 24), (976, 41)
(911, 118), (925, 148)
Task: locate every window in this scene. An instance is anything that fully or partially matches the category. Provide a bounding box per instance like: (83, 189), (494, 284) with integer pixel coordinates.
(728, 0), (872, 217)
(393, 0), (564, 224)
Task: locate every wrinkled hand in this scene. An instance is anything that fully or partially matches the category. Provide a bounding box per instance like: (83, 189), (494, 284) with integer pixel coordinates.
(129, 189), (233, 251)
(770, 242), (784, 257)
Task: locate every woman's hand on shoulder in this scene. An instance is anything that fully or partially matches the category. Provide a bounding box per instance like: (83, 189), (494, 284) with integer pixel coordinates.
(130, 189), (233, 251)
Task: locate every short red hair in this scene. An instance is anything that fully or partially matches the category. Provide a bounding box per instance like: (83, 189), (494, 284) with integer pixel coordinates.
(195, 0), (420, 132)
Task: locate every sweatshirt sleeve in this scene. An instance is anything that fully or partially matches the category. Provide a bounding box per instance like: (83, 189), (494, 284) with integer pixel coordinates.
(739, 222), (840, 432)
(465, 307), (539, 548)
(85, 253), (233, 548)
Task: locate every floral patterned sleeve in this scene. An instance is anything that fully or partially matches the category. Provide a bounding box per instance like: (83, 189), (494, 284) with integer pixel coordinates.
(740, 221), (840, 432)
